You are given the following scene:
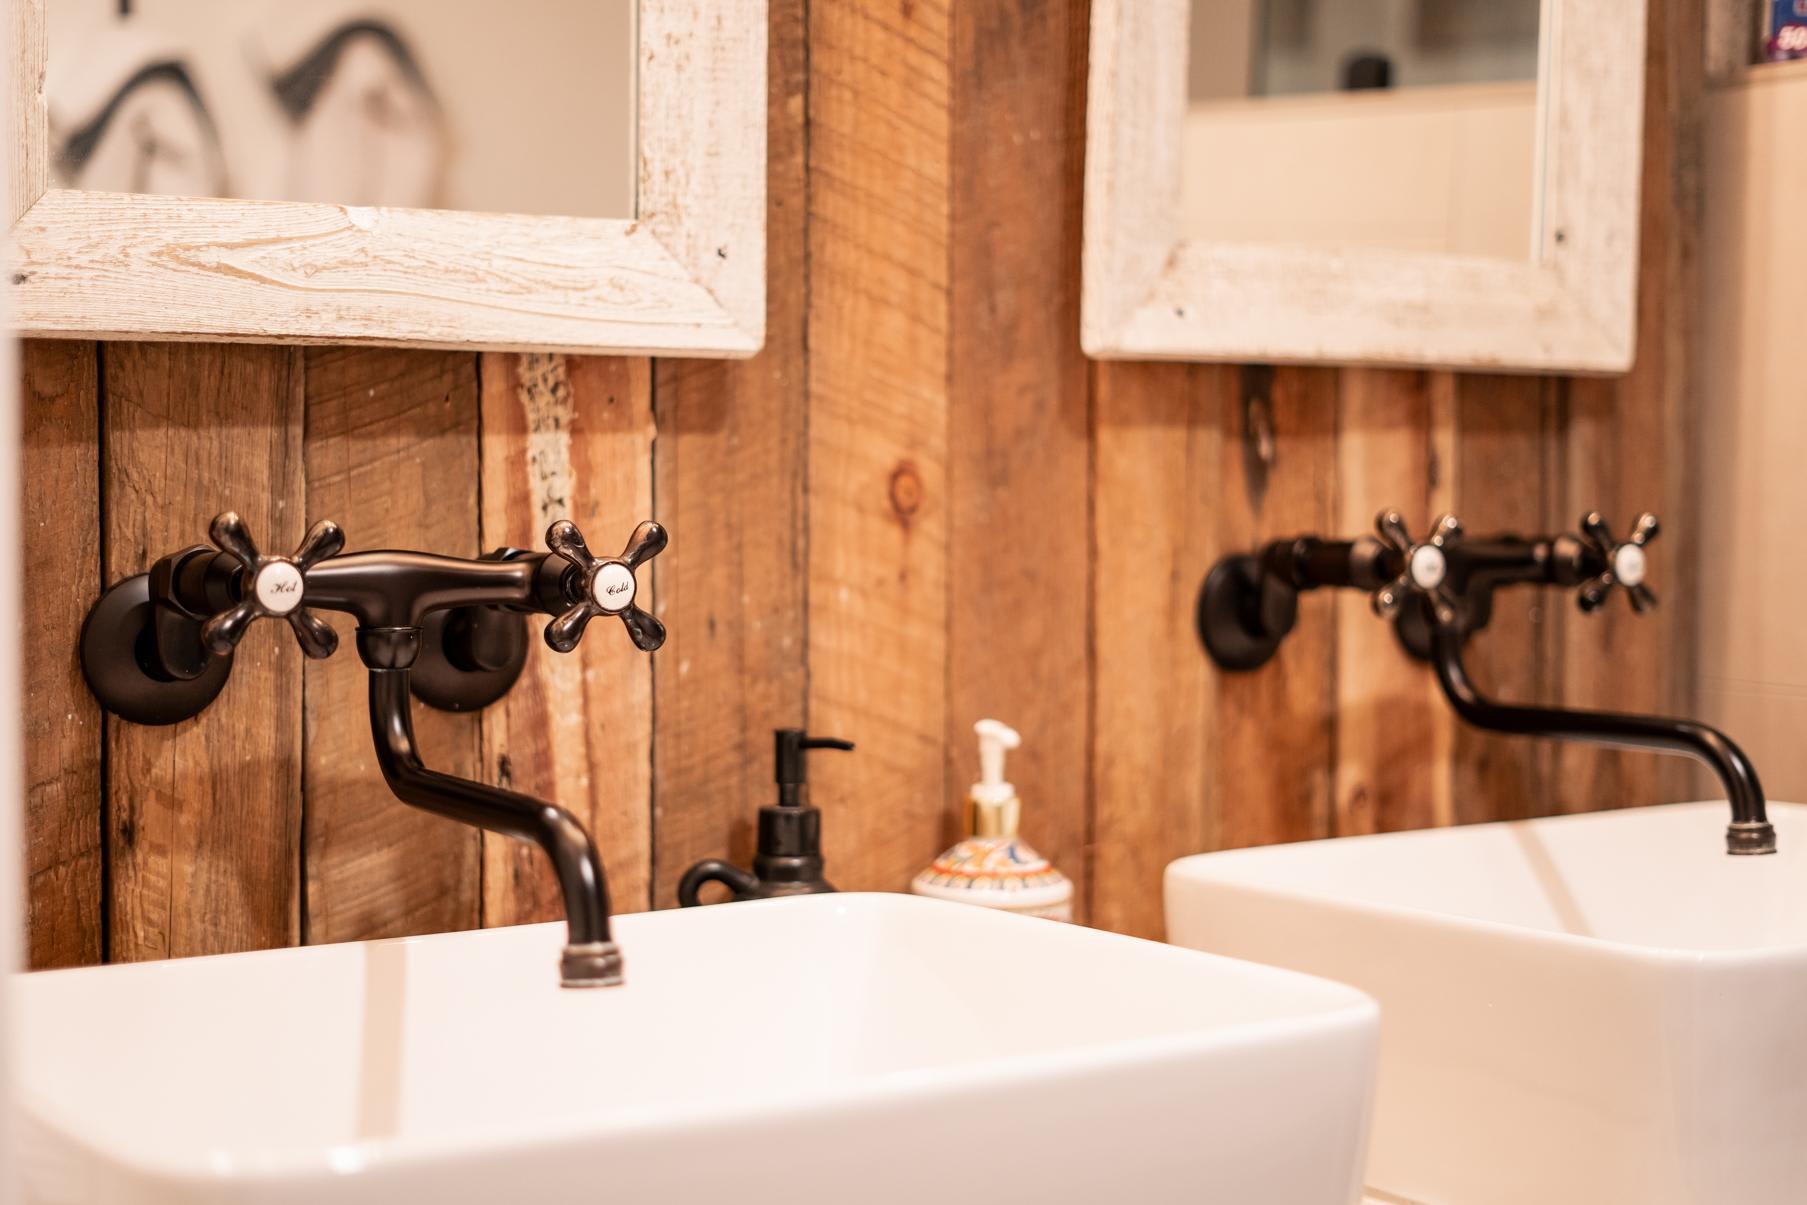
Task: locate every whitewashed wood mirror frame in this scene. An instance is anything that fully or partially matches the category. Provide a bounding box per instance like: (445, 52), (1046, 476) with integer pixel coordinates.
(7, 0), (766, 357)
(1082, 0), (1648, 372)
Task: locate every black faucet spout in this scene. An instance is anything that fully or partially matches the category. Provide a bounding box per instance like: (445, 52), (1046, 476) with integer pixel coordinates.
(1430, 621), (1774, 855)
(367, 669), (623, 985)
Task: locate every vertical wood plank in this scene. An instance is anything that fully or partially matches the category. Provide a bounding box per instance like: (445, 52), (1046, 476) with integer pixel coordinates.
(1210, 367), (1340, 852)
(479, 354), (654, 923)
(1332, 369), (1452, 836)
(21, 341), (101, 967)
(652, 0), (809, 908)
(807, 0), (952, 891)
(1092, 363), (1339, 938)
(1445, 373), (1557, 824)
(1090, 362), (1229, 938)
(301, 348), (481, 944)
(1552, 0), (1703, 812)
(104, 343), (302, 960)
(947, 0), (1092, 906)
(1425, 373), (1461, 824)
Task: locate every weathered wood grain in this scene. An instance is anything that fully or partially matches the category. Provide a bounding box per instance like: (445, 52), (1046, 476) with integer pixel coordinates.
(1089, 362), (1230, 938)
(1333, 369), (1453, 836)
(9, 1), (767, 357)
(947, 0), (1093, 906)
(806, 0), (952, 892)
(301, 348), (482, 943)
(1090, 364), (1337, 932)
(103, 343), (303, 960)
(8, 0), (44, 225)
(479, 353), (654, 923)
(637, 0), (768, 342)
(1445, 374), (1558, 825)
(1210, 367), (1339, 852)
(20, 340), (100, 967)
(12, 195), (756, 356)
(1553, 0), (1704, 812)
(652, 0), (808, 908)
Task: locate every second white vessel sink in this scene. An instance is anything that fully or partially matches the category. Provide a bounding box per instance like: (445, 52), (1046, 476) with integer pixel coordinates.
(17, 892), (1378, 1205)
(1168, 800), (1807, 1205)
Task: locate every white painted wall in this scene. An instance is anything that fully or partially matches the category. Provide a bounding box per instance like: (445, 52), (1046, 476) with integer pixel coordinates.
(1698, 62), (1807, 803)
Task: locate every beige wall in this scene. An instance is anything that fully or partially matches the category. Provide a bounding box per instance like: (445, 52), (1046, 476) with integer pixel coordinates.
(1180, 81), (1538, 259)
(1698, 63), (1807, 802)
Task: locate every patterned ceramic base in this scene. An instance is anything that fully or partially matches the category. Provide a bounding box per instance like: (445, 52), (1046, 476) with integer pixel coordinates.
(910, 835), (1073, 921)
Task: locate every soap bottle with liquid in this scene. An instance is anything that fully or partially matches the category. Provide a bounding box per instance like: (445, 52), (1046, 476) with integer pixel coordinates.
(676, 728), (854, 905)
(910, 719), (1072, 921)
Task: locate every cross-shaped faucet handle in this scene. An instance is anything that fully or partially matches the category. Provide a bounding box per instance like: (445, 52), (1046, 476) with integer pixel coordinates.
(1370, 509), (1464, 624)
(1577, 511), (1659, 613)
(542, 519), (667, 653)
(201, 511), (345, 659)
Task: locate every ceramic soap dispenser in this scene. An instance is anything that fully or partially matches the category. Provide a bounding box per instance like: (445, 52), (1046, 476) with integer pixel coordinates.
(910, 720), (1072, 921)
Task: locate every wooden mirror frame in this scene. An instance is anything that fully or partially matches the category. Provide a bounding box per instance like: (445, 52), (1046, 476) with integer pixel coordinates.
(1082, 0), (1647, 372)
(7, 0), (765, 357)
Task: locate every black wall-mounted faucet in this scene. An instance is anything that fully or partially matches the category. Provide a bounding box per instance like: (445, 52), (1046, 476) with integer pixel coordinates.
(1200, 510), (1774, 856)
(80, 510), (668, 986)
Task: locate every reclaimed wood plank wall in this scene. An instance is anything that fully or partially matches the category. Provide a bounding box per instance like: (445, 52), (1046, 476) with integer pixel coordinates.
(18, 0), (1703, 968)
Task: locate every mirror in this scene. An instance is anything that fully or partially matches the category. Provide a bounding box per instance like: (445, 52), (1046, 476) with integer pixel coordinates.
(1184, 0), (1544, 260)
(1083, 0), (1646, 372)
(45, 0), (636, 219)
(13, 0), (765, 356)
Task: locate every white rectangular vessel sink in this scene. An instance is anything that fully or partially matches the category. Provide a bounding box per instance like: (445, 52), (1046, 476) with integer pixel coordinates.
(17, 892), (1377, 1205)
(1168, 800), (1807, 1205)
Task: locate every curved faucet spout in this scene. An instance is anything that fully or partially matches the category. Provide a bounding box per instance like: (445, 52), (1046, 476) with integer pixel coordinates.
(1430, 621), (1774, 856)
(366, 669), (623, 985)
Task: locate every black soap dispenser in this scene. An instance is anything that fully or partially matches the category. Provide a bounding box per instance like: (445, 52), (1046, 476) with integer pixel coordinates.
(676, 729), (854, 905)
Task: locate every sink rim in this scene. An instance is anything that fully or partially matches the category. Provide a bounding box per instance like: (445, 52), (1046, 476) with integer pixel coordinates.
(17, 892), (1379, 1186)
(1167, 800), (1807, 965)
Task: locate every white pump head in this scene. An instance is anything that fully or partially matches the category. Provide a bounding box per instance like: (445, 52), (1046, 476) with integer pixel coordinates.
(972, 719), (1022, 807)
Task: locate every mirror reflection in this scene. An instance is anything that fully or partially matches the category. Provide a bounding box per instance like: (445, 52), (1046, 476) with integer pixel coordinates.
(46, 0), (637, 219)
(1185, 0), (1543, 259)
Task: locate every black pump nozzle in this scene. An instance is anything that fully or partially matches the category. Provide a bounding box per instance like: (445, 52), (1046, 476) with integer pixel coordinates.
(775, 728), (855, 807)
(677, 729), (855, 906)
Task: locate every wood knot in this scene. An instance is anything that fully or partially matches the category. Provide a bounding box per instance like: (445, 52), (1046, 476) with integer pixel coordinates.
(888, 461), (923, 528)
